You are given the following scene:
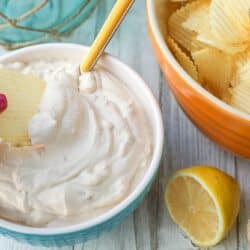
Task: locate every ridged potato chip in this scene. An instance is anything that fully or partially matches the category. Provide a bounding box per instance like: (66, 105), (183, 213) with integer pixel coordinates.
(192, 48), (234, 97)
(229, 83), (250, 114)
(232, 58), (250, 87)
(170, 0), (193, 2)
(182, 0), (210, 34)
(235, 53), (250, 69)
(227, 52), (250, 114)
(167, 0), (250, 115)
(182, 0), (247, 54)
(210, 0), (250, 44)
(167, 36), (199, 81)
(222, 89), (232, 104)
(168, 1), (204, 52)
(197, 35), (247, 55)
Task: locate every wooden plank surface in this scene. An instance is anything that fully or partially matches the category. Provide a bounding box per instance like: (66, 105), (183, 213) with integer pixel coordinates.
(0, 1), (249, 249)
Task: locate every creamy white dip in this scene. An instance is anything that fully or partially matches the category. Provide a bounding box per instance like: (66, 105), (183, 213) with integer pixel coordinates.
(0, 60), (153, 227)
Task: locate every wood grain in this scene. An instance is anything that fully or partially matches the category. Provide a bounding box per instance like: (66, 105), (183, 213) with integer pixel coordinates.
(0, 0), (249, 249)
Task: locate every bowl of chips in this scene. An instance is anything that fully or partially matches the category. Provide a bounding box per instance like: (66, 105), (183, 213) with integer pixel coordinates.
(146, 0), (250, 158)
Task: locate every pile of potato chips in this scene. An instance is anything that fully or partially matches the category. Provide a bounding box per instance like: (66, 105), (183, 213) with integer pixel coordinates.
(167, 0), (250, 115)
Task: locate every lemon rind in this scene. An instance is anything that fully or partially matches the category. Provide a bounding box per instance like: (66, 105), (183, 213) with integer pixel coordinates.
(166, 171), (225, 247)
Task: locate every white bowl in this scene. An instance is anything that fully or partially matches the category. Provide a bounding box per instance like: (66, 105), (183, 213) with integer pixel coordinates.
(0, 43), (164, 247)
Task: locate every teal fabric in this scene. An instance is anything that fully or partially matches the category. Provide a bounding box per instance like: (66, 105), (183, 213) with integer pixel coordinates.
(0, 0), (97, 45)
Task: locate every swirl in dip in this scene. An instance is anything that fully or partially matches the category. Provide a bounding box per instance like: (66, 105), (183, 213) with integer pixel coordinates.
(0, 60), (153, 227)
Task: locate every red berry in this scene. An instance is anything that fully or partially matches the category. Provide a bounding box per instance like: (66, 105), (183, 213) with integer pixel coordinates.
(0, 93), (7, 113)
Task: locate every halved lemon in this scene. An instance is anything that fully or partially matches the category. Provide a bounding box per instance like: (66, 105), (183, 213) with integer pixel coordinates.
(165, 166), (240, 247)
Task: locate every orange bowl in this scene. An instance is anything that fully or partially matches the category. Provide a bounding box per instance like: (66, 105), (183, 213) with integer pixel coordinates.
(146, 0), (250, 159)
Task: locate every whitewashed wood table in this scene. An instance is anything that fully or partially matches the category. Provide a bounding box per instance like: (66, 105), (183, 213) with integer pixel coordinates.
(1, 1), (250, 249)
